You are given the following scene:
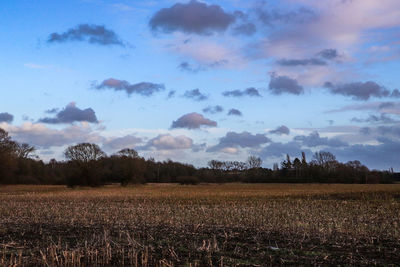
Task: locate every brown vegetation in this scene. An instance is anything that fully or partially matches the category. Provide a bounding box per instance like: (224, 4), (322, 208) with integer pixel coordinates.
(1, 184), (400, 266)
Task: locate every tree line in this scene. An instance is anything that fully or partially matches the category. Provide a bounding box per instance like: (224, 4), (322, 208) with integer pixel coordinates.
(0, 128), (396, 186)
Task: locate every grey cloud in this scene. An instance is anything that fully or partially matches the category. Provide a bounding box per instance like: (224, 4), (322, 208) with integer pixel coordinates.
(192, 143), (207, 152)
(324, 81), (391, 101)
(167, 90), (176, 99)
(178, 62), (205, 73)
(294, 131), (348, 147)
(269, 125), (290, 135)
(259, 141), (310, 158)
(45, 108), (58, 114)
(326, 101), (400, 115)
(183, 89), (208, 101)
(207, 131), (271, 152)
(233, 10), (247, 20)
(140, 134), (193, 150)
(377, 125), (400, 137)
(317, 49), (339, 60)
(39, 103), (98, 124)
(233, 22), (256, 36)
(0, 112), (13, 123)
(360, 127), (371, 135)
(330, 138), (400, 170)
(203, 105), (223, 114)
(95, 78), (165, 96)
(351, 114), (398, 124)
(22, 115), (32, 122)
(222, 87), (261, 97)
(257, 6), (315, 25)
(269, 75), (304, 95)
(102, 135), (142, 151)
(209, 60), (228, 68)
(277, 58), (326, 66)
(171, 112), (217, 129)
(391, 89), (400, 98)
(149, 0), (235, 35)
(379, 102), (395, 109)
(48, 24), (123, 46)
(178, 60), (228, 73)
(259, 136), (400, 170)
(227, 109), (242, 116)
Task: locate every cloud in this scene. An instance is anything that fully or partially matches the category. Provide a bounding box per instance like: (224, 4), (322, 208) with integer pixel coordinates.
(178, 60), (229, 73)
(38, 102), (98, 124)
(351, 114), (398, 124)
(276, 58), (326, 66)
(269, 74), (304, 95)
(178, 62), (205, 73)
(256, 6), (315, 25)
(1, 122), (103, 149)
(269, 125), (290, 135)
(95, 78), (165, 96)
(324, 81), (393, 101)
(0, 113), (13, 123)
(203, 105), (223, 114)
(227, 108), (242, 116)
(259, 141), (309, 158)
(171, 112), (217, 129)
(257, 0), (400, 60)
(45, 108), (58, 114)
(293, 131), (348, 148)
(330, 138), (400, 170)
(377, 125), (400, 137)
(102, 135), (142, 151)
(391, 89), (400, 98)
(360, 127), (371, 135)
(326, 101), (400, 115)
(317, 49), (339, 60)
(222, 87), (261, 97)
(48, 24), (123, 46)
(167, 90), (176, 99)
(149, 0), (235, 35)
(233, 22), (256, 36)
(140, 134), (193, 150)
(182, 89), (208, 101)
(207, 131), (270, 152)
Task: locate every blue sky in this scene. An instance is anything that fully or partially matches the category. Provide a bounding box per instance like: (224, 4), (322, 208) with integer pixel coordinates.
(1, 0), (400, 170)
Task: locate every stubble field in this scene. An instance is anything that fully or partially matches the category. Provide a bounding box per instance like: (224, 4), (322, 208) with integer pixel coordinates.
(1, 183), (400, 266)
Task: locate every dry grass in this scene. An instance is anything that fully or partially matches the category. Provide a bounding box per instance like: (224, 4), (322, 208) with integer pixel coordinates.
(1, 183), (400, 266)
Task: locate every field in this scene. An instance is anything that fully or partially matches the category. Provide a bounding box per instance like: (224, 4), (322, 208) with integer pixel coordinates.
(1, 184), (400, 266)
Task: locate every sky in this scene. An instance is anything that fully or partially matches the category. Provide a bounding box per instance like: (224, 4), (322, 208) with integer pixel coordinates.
(1, 0), (400, 170)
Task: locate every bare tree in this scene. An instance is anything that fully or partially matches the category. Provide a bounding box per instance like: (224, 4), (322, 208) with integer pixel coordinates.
(0, 128), (17, 154)
(232, 161), (247, 171)
(64, 143), (106, 187)
(312, 151), (338, 170)
(64, 143), (106, 163)
(208, 160), (223, 170)
(247, 155), (262, 169)
(16, 143), (36, 159)
(116, 148), (139, 158)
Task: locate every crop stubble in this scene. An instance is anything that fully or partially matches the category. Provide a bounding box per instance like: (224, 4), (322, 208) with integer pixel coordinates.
(0, 184), (399, 266)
